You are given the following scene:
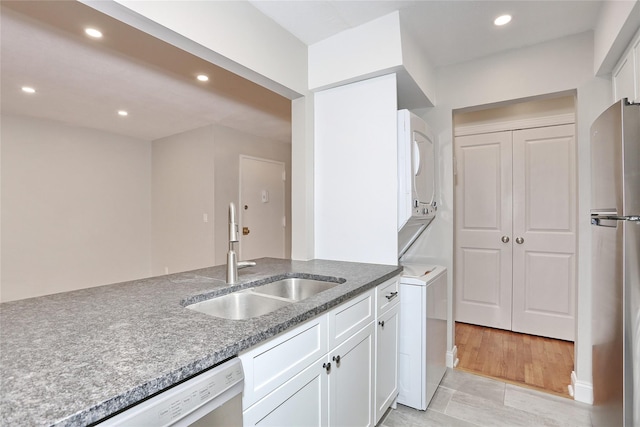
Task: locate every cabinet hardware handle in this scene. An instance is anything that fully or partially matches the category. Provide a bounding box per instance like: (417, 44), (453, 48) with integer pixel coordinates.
(323, 362), (331, 373)
(385, 291), (398, 301)
(516, 237), (524, 244)
(501, 235), (510, 243)
(378, 320), (385, 327)
(332, 355), (341, 365)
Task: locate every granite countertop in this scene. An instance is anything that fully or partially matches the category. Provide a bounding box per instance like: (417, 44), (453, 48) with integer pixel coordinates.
(0, 258), (401, 426)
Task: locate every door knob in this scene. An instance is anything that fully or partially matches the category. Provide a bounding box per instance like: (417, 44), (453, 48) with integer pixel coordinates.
(242, 227), (250, 236)
(323, 362), (331, 373)
(516, 237), (524, 244)
(501, 236), (510, 243)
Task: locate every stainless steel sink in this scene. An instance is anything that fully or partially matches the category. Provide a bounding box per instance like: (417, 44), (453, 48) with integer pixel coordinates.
(186, 291), (291, 320)
(252, 278), (339, 301)
(186, 277), (342, 320)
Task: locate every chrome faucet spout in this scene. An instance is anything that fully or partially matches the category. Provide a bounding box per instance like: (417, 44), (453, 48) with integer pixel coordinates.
(226, 202), (255, 284)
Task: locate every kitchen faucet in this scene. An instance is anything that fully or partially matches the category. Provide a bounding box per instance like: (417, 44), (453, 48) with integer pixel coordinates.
(227, 202), (256, 284)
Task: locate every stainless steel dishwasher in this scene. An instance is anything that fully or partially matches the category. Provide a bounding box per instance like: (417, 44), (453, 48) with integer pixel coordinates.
(98, 357), (244, 426)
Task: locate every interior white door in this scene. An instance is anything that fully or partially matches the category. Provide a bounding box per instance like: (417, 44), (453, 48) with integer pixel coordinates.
(454, 131), (513, 330)
(239, 156), (285, 260)
(511, 125), (576, 341)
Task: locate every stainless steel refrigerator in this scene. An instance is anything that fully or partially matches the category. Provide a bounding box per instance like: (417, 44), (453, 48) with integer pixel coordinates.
(590, 99), (639, 427)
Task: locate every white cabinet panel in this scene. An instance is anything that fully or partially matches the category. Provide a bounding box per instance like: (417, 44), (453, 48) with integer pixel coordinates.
(634, 35), (640, 103)
(613, 28), (640, 103)
(328, 289), (374, 349)
(329, 322), (376, 427)
(376, 276), (399, 313)
(375, 302), (399, 424)
(240, 315), (328, 408)
(613, 55), (635, 103)
(243, 358), (328, 427)
(242, 278), (398, 427)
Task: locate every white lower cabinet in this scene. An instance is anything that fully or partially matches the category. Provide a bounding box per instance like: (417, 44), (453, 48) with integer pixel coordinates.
(328, 322), (375, 427)
(374, 302), (399, 424)
(242, 357), (328, 426)
(241, 276), (400, 427)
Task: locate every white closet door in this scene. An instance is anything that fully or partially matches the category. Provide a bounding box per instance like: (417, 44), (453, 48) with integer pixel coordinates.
(511, 125), (576, 341)
(454, 131), (513, 330)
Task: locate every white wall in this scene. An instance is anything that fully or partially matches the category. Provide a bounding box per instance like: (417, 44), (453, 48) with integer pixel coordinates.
(594, 0), (640, 75)
(291, 96), (315, 260)
(399, 21), (437, 106)
(308, 11), (435, 108)
(102, 0), (308, 97)
(0, 115), (152, 302)
(308, 12), (403, 91)
(410, 32), (612, 402)
(314, 74), (398, 265)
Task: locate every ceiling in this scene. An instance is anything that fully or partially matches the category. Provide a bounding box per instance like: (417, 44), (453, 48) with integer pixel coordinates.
(1, 1), (604, 142)
(249, 0), (603, 68)
(0, 1), (292, 142)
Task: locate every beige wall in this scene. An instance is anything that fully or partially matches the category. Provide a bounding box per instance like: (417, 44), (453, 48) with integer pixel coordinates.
(0, 115), (152, 302)
(151, 123), (291, 273)
(1, 115), (291, 300)
(213, 125), (292, 266)
(151, 126), (216, 276)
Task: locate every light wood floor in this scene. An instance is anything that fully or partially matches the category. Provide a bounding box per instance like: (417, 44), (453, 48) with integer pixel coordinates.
(455, 322), (574, 398)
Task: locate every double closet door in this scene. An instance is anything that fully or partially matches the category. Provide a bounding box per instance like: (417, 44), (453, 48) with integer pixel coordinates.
(454, 124), (576, 341)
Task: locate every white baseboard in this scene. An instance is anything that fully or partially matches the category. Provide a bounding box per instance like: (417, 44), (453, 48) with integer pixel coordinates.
(571, 371), (593, 404)
(446, 346), (458, 368)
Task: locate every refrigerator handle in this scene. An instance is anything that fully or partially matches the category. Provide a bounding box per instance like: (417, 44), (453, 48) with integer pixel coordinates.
(591, 215), (640, 227)
(591, 217), (619, 227)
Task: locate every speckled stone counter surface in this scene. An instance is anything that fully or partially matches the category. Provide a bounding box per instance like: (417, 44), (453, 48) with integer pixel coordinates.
(0, 258), (401, 426)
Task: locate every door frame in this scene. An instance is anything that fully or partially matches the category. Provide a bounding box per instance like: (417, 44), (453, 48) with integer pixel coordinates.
(238, 155), (286, 260)
(453, 111), (578, 356)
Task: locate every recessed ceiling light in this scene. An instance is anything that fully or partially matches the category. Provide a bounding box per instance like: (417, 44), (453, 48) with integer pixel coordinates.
(21, 86), (36, 94)
(494, 14), (512, 26)
(85, 27), (103, 39)
(196, 74), (209, 82)
(117, 110), (128, 117)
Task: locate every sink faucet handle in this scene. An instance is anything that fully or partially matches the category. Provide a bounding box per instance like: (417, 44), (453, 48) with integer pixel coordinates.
(229, 202), (239, 243)
(237, 261), (257, 269)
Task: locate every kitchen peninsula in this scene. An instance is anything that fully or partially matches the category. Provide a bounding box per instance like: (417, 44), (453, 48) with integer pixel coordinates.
(0, 258), (401, 426)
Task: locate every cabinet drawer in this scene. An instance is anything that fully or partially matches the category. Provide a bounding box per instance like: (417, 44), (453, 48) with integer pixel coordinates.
(240, 315), (328, 408)
(328, 289), (374, 349)
(376, 276), (400, 314)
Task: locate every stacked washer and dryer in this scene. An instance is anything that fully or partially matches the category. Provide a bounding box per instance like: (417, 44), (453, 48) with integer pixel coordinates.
(396, 110), (448, 410)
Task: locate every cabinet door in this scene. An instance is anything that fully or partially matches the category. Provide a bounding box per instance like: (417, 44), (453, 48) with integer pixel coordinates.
(375, 302), (399, 424)
(454, 131), (513, 330)
(329, 322), (375, 427)
(613, 53), (635, 103)
(243, 358), (328, 427)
